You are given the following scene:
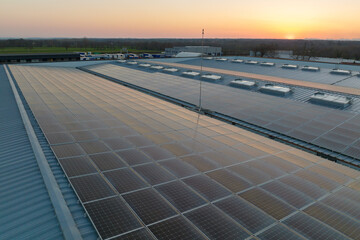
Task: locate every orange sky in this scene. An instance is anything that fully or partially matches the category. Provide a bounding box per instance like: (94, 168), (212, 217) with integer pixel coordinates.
(0, 0), (359, 39)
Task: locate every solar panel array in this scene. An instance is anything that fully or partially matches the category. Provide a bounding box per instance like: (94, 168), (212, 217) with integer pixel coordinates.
(178, 57), (360, 89)
(10, 65), (360, 240)
(86, 64), (360, 161)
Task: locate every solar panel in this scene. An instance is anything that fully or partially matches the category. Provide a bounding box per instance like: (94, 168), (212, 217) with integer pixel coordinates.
(261, 181), (313, 208)
(10, 64), (360, 240)
(214, 196), (275, 233)
(51, 143), (85, 159)
(103, 168), (148, 194)
(45, 132), (75, 145)
(84, 197), (142, 239)
(184, 205), (250, 239)
(181, 154), (220, 172)
(79, 141), (111, 154)
(284, 212), (348, 240)
(103, 137), (134, 150)
(239, 188), (296, 220)
(155, 181), (206, 212)
(206, 169), (251, 193)
(133, 163), (176, 185)
(159, 158), (199, 178)
(115, 150), (151, 166)
(304, 202), (360, 239)
(112, 228), (155, 240)
(59, 156), (97, 177)
(182, 175), (231, 201)
(89, 152), (126, 171)
(70, 174), (116, 202)
(148, 216), (206, 240)
(123, 188), (177, 224)
(85, 63), (360, 160)
(257, 224), (304, 240)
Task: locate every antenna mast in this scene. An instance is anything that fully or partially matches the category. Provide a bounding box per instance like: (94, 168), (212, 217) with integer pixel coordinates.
(199, 29), (204, 111)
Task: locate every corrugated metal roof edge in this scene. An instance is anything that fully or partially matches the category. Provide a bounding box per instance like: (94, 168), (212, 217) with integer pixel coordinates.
(78, 66), (360, 170)
(5, 65), (98, 240)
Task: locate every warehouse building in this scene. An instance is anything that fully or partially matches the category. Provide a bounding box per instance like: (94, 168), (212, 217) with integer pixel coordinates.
(165, 46), (222, 57)
(1, 57), (360, 239)
(0, 53), (80, 63)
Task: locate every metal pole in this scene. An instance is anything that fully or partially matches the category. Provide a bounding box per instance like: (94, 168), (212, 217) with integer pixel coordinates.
(199, 29), (204, 111)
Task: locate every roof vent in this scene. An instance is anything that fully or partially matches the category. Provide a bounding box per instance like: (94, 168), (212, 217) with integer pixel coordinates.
(127, 61), (138, 65)
(244, 60), (258, 65)
(330, 69), (352, 75)
(201, 74), (222, 81)
(260, 62), (275, 67)
(301, 66), (320, 71)
(230, 79), (256, 89)
(139, 63), (151, 67)
(259, 84), (292, 96)
(310, 92), (352, 108)
(163, 68), (179, 72)
(182, 71), (200, 77)
(150, 65), (164, 70)
(281, 64), (298, 69)
(204, 57), (213, 60)
(215, 58), (228, 61)
(231, 59), (244, 63)
(117, 60), (126, 63)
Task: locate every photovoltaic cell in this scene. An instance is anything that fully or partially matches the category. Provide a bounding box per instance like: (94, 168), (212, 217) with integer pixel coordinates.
(123, 188), (177, 224)
(321, 188), (360, 220)
(51, 143), (85, 159)
(89, 152), (126, 171)
(155, 181), (206, 212)
(279, 175), (327, 200)
(239, 188), (296, 220)
(45, 132), (75, 145)
(125, 135), (154, 147)
(104, 168), (148, 194)
(284, 212), (348, 240)
(185, 205), (249, 239)
(206, 169), (252, 193)
(70, 130), (97, 141)
(304, 203), (360, 239)
(159, 158), (199, 178)
(70, 174), (116, 202)
(261, 181), (313, 208)
(214, 196), (275, 233)
(183, 175), (231, 201)
(181, 155), (220, 172)
(294, 170), (339, 191)
(229, 164), (272, 185)
(112, 228), (155, 240)
(161, 143), (194, 157)
(141, 146), (175, 160)
(149, 216), (206, 240)
(84, 197), (142, 239)
(257, 224), (304, 240)
(79, 141), (111, 154)
(133, 163), (176, 185)
(103, 137), (134, 151)
(59, 156), (97, 177)
(116, 149), (152, 166)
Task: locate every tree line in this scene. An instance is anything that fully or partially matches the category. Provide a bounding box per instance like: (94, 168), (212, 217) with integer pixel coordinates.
(0, 38), (359, 60)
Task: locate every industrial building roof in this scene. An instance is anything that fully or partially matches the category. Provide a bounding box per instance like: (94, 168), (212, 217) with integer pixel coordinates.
(84, 62), (360, 164)
(2, 58), (360, 239)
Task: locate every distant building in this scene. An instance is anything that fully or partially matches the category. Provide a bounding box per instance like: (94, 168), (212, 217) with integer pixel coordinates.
(0, 53), (80, 63)
(165, 46), (222, 57)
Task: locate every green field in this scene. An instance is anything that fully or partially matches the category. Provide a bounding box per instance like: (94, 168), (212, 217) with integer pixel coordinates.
(0, 47), (160, 54)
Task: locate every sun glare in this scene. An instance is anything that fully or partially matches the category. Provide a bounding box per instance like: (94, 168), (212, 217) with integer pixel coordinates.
(285, 34), (295, 39)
